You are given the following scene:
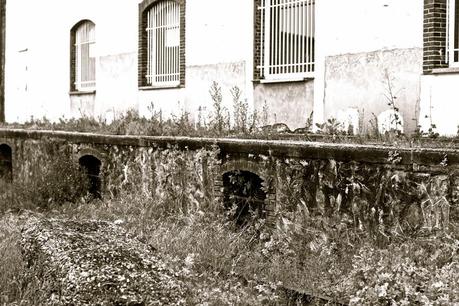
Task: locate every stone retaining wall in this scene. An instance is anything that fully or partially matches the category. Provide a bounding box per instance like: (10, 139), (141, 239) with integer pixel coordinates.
(1, 128), (458, 234)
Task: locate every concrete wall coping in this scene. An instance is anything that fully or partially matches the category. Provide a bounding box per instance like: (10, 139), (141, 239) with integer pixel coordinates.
(1, 128), (458, 167)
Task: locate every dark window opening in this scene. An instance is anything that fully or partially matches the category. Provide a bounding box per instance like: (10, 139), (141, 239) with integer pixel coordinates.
(0, 144), (12, 182)
(79, 155), (101, 198)
(223, 170), (266, 226)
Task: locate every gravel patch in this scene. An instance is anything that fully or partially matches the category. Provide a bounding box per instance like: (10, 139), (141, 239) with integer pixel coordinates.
(21, 218), (188, 305)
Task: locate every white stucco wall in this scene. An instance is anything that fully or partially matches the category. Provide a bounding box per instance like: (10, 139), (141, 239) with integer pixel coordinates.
(4, 0), (254, 123)
(419, 74), (459, 136)
(4, 0), (433, 134)
(314, 0), (424, 133)
(4, 0), (139, 122)
(318, 0), (423, 57)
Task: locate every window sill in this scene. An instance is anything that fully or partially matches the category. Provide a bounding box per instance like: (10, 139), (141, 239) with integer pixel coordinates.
(69, 90), (96, 96)
(255, 76), (314, 84)
(431, 67), (459, 75)
(139, 85), (183, 91)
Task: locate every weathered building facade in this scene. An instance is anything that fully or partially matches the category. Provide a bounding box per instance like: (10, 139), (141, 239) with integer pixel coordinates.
(0, 0), (456, 135)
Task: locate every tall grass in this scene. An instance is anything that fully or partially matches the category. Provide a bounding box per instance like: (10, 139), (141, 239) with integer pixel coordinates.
(1, 146), (458, 305)
(2, 188), (458, 304)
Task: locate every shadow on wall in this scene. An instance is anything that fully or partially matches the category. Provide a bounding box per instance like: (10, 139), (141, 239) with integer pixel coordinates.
(223, 170), (266, 226)
(79, 155), (101, 199)
(0, 144), (12, 182)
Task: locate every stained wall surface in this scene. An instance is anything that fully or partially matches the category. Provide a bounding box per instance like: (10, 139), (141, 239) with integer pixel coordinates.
(3, 0), (254, 123)
(3, 0), (431, 135)
(253, 81), (314, 130)
(323, 48), (422, 134)
(314, 0), (424, 134)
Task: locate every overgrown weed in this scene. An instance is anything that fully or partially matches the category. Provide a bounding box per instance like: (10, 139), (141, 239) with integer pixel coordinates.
(1, 186), (459, 304)
(0, 138), (458, 305)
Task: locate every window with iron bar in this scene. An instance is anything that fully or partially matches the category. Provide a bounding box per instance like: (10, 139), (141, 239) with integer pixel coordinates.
(73, 20), (96, 91)
(145, 0), (180, 87)
(258, 0), (315, 81)
(447, 0), (459, 66)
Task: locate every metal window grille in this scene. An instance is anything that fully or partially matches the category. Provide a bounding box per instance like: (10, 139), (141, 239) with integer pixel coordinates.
(447, 0), (459, 66)
(258, 0), (315, 80)
(75, 21), (96, 91)
(146, 0), (180, 87)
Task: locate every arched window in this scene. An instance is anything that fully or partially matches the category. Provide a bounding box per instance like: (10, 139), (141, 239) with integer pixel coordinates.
(70, 20), (96, 92)
(139, 0), (185, 88)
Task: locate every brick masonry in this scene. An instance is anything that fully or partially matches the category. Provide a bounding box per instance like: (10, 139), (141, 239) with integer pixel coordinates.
(69, 23), (77, 92)
(424, 0), (449, 73)
(219, 158), (276, 221)
(138, 0), (186, 88)
(253, 0), (262, 81)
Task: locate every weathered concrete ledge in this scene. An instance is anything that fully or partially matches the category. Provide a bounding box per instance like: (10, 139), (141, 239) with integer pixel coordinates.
(21, 218), (187, 305)
(1, 128), (459, 167)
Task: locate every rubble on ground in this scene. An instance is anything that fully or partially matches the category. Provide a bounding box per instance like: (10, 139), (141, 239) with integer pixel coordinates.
(21, 218), (187, 305)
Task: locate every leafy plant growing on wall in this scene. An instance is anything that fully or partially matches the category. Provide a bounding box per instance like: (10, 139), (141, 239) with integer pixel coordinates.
(209, 81), (229, 136)
(382, 69), (403, 135)
(315, 118), (344, 136)
(231, 86), (248, 134)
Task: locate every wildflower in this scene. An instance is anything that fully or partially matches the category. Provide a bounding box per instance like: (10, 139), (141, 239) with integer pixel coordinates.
(376, 282), (389, 297)
(184, 253), (195, 268)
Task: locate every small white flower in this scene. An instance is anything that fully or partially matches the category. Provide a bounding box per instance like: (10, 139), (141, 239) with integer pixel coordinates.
(432, 281), (444, 289)
(114, 219), (124, 225)
(349, 296), (361, 305)
(376, 282), (389, 297)
(184, 254), (195, 268)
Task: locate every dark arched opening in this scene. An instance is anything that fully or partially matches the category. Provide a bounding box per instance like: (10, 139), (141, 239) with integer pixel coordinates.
(0, 144), (12, 182)
(79, 155), (101, 198)
(223, 170), (266, 225)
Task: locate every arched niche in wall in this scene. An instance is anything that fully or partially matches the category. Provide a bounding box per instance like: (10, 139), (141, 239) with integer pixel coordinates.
(222, 170), (267, 226)
(79, 154), (102, 199)
(0, 144), (12, 182)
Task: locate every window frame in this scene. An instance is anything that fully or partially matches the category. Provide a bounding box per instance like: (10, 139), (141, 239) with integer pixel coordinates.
(448, 0), (459, 67)
(70, 20), (96, 93)
(258, 0), (315, 82)
(138, 0), (185, 89)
